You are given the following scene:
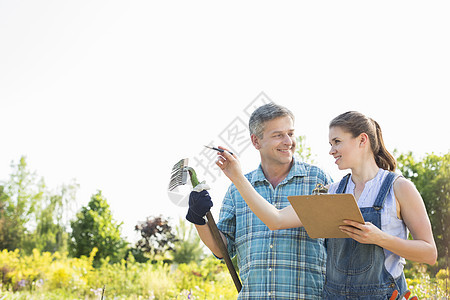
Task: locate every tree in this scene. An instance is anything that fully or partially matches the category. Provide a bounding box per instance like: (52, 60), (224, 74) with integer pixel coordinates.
(32, 181), (77, 253)
(0, 185), (22, 250)
(172, 218), (205, 264)
(295, 135), (316, 164)
(134, 215), (177, 262)
(396, 151), (449, 271)
(70, 191), (128, 266)
(0, 156), (78, 253)
(0, 156), (43, 251)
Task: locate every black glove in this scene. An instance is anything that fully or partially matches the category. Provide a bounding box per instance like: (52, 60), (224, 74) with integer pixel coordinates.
(186, 190), (213, 225)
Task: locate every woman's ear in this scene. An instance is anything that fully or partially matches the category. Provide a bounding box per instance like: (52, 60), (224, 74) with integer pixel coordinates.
(251, 134), (261, 150)
(359, 133), (369, 148)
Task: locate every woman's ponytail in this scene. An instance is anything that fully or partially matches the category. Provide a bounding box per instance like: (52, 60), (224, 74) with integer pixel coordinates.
(371, 119), (396, 171)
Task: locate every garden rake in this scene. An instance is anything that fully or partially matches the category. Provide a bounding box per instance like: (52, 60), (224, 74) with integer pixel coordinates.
(168, 158), (242, 293)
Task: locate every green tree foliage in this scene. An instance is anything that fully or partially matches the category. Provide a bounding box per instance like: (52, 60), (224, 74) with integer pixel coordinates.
(396, 151), (449, 268)
(134, 215), (177, 261)
(0, 156), (78, 254)
(32, 183), (77, 253)
(0, 156), (42, 251)
(0, 185), (21, 250)
(296, 135), (316, 164)
(27, 179), (79, 254)
(70, 191), (127, 266)
(172, 218), (205, 264)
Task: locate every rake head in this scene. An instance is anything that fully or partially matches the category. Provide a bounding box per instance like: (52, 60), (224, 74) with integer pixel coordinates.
(168, 158), (189, 191)
(168, 158), (200, 191)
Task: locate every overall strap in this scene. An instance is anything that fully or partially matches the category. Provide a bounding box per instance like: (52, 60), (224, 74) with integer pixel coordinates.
(336, 173), (351, 194)
(373, 172), (399, 211)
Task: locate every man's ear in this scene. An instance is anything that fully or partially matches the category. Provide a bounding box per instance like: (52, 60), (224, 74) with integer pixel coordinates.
(251, 134), (261, 150)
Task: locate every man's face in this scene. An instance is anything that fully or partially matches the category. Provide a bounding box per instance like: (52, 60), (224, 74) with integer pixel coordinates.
(252, 116), (296, 166)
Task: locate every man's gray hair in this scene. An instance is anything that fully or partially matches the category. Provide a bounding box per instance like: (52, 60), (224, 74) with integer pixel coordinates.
(249, 103), (295, 138)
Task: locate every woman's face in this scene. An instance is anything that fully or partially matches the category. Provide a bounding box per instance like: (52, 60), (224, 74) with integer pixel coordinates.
(328, 126), (361, 170)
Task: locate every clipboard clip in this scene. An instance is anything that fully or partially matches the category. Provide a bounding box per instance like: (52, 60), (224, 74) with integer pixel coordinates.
(312, 183), (328, 195)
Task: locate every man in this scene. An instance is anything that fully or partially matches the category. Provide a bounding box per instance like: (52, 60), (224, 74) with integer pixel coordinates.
(186, 103), (332, 299)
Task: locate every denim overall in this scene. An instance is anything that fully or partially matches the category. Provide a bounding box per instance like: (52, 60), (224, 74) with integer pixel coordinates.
(323, 172), (407, 299)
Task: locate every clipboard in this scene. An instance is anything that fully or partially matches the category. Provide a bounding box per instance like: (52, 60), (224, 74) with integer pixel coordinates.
(287, 193), (365, 238)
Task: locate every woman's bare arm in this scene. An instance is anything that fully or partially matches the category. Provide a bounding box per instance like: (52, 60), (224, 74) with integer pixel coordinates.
(216, 149), (302, 230)
(340, 177), (437, 265)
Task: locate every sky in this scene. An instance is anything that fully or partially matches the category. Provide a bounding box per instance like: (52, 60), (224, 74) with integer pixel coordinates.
(1, 1), (449, 242)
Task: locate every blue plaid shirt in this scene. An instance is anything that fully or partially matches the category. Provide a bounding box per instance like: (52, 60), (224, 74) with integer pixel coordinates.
(217, 158), (332, 299)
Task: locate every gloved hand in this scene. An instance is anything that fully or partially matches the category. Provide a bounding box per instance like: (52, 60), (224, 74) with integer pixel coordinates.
(186, 190), (213, 225)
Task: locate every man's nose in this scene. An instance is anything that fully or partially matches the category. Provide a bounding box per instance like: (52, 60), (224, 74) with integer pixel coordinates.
(283, 134), (293, 145)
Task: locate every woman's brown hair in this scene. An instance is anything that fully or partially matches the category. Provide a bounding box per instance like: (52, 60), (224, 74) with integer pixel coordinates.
(329, 111), (396, 171)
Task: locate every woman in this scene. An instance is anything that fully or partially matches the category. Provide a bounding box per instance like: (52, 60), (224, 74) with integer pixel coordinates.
(216, 111), (437, 299)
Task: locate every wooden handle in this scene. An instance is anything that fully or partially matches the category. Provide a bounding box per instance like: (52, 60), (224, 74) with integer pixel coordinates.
(205, 211), (242, 292)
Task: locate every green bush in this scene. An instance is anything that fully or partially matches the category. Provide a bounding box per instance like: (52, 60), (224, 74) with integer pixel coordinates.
(1, 248), (446, 299)
(0, 248), (237, 299)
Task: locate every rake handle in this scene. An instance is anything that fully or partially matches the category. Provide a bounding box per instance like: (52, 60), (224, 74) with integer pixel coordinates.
(205, 211), (242, 293)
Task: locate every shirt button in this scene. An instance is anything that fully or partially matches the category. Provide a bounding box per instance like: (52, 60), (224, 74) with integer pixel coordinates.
(270, 244), (273, 248)
(269, 268), (272, 272)
(268, 292), (271, 296)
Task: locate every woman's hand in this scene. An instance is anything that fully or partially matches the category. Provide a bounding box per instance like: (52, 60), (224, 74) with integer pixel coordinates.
(215, 146), (245, 182)
(339, 220), (387, 245)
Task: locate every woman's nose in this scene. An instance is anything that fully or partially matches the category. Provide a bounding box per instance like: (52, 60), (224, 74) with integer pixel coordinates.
(329, 146), (335, 155)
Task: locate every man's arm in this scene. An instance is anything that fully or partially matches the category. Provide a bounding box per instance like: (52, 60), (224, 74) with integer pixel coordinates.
(194, 223), (228, 259)
(186, 190), (230, 259)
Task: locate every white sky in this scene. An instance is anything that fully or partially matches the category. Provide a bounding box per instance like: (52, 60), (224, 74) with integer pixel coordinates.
(1, 1), (449, 242)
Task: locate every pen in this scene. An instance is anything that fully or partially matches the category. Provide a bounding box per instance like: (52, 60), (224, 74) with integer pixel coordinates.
(204, 145), (234, 155)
